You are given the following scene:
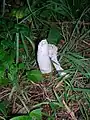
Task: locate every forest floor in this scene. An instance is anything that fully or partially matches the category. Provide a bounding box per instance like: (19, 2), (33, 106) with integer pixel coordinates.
(0, 39), (90, 120)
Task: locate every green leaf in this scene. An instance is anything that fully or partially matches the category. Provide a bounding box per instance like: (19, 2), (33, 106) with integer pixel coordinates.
(15, 24), (29, 35)
(47, 26), (62, 45)
(3, 55), (14, 67)
(18, 63), (25, 69)
(0, 78), (9, 86)
(0, 101), (8, 117)
(73, 88), (90, 93)
(40, 10), (52, 18)
(0, 67), (4, 77)
(1, 39), (14, 49)
(10, 116), (32, 120)
(27, 70), (43, 83)
(16, 10), (24, 19)
(0, 49), (6, 60)
(49, 101), (63, 111)
(10, 109), (42, 120)
(30, 108), (42, 120)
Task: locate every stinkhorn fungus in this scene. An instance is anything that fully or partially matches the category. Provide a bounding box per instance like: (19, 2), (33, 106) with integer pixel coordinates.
(37, 39), (67, 77)
(37, 26), (68, 77)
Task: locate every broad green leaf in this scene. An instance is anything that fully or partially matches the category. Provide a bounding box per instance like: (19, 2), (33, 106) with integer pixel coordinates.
(0, 101), (8, 117)
(47, 26), (62, 45)
(11, 8), (18, 17)
(16, 9), (25, 19)
(18, 63), (25, 69)
(30, 108), (42, 120)
(11, 7), (27, 19)
(10, 109), (42, 120)
(10, 116), (32, 120)
(0, 78), (9, 86)
(27, 70), (43, 82)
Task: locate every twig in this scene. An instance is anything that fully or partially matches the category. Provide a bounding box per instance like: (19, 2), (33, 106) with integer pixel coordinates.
(12, 97), (16, 113)
(83, 40), (90, 46)
(0, 116), (6, 120)
(17, 95), (29, 113)
(55, 74), (69, 89)
(24, 92), (30, 102)
(0, 93), (10, 100)
(0, 89), (10, 95)
(63, 100), (77, 120)
(21, 90), (27, 102)
(55, 78), (64, 89)
(9, 86), (16, 100)
(51, 21), (90, 25)
(2, 0), (5, 17)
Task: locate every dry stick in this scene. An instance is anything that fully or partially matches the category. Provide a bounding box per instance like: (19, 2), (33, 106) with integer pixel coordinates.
(21, 90), (27, 102)
(55, 75), (69, 89)
(0, 89), (10, 95)
(0, 93), (10, 100)
(62, 100), (77, 120)
(55, 78), (64, 89)
(51, 21), (90, 25)
(0, 116), (6, 120)
(2, 0), (5, 17)
(24, 92), (30, 103)
(9, 86), (16, 100)
(15, 103), (22, 113)
(17, 95), (29, 113)
(83, 40), (90, 46)
(12, 97), (16, 113)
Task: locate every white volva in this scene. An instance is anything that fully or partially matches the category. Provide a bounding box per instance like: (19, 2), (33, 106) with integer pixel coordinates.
(37, 39), (67, 76)
(37, 39), (52, 73)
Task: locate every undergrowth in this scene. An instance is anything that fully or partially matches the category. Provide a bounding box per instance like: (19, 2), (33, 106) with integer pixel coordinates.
(0, 0), (90, 120)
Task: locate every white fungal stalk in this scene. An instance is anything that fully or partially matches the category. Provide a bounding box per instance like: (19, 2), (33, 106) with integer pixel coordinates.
(37, 39), (52, 73)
